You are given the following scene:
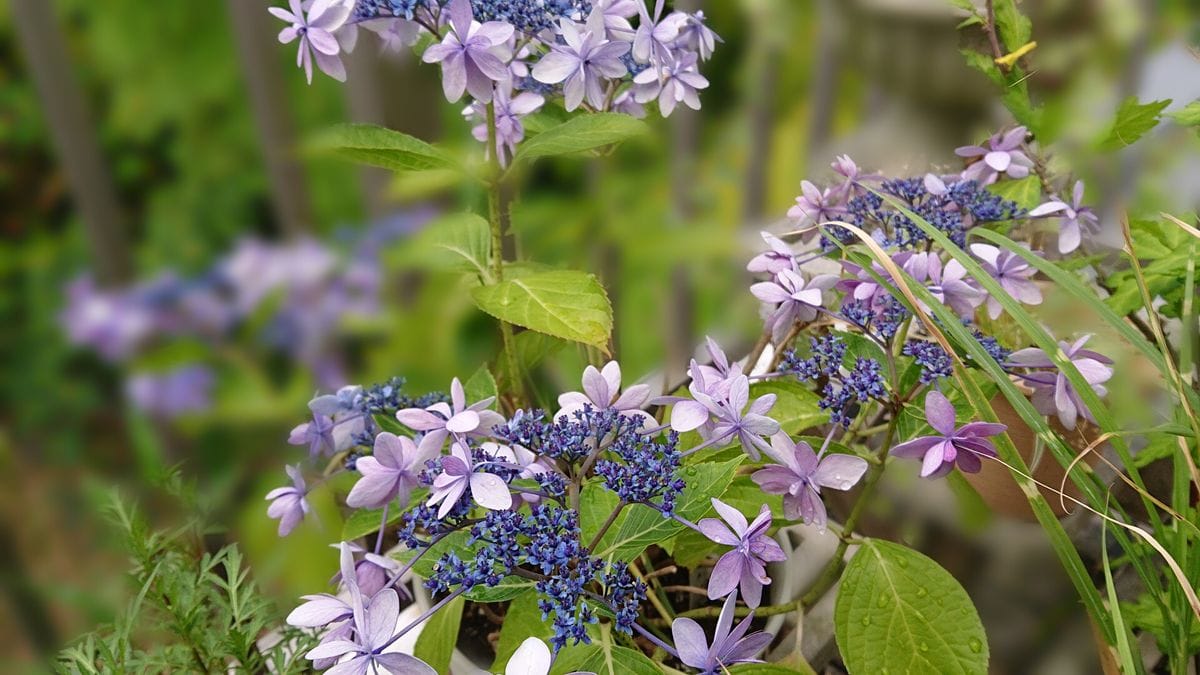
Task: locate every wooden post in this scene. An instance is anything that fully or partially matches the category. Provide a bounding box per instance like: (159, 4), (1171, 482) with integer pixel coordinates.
(226, 0), (312, 236)
(11, 0), (132, 286)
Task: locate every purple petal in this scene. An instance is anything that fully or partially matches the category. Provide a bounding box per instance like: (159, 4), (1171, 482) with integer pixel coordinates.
(470, 472), (513, 511)
(670, 400), (710, 432)
(890, 436), (941, 459)
(924, 390), (957, 436)
(696, 518), (739, 546)
(287, 594), (351, 627)
(707, 551), (743, 599)
(671, 618), (710, 669)
(813, 454), (869, 490)
(751, 466), (799, 494)
(710, 498), (749, 536)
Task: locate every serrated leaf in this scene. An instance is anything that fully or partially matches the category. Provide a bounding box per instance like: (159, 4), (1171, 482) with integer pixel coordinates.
(515, 113), (647, 163)
(471, 270), (613, 348)
(393, 212), (491, 277)
(987, 175), (1042, 210)
(310, 123), (459, 173)
(1099, 97), (1172, 151)
(750, 380), (825, 435)
(834, 539), (989, 674)
(412, 593), (464, 672)
(1168, 100), (1200, 127)
(594, 456), (742, 561)
(464, 365), (498, 404)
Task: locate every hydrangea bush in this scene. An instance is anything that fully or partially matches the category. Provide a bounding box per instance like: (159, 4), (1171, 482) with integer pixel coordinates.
(244, 1), (1200, 673)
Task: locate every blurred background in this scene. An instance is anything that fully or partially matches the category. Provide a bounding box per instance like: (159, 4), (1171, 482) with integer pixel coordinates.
(2, 0), (1198, 672)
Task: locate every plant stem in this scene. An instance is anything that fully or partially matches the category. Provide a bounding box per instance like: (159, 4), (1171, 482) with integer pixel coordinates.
(587, 502), (626, 551)
(486, 100), (523, 408)
(801, 413), (899, 607)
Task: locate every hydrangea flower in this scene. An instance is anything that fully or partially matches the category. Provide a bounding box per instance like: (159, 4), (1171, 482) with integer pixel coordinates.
(671, 592), (773, 674)
(556, 361), (653, 425)
(914, 253), (984, 321)
(632, 50), (709, 117)
(690, 336), (740, 388)
(632, 0), (688, 67)
(465, 87), (545, 167)
(751, 270), (839, 343)
(1028, 180), (1099, 254)
(955, 126), (1033, 185)
(505, 637), (554, 675)
(421, 0), (514, 103)
(1008, 335), (1114, 430)
(746, 232), (798, 275)
(787, 180), (843, 238)
(396, 377), (504, 447)
(427, 442), (513, 517)
(668, 374), (780, 460)
(890, 391), (1006, 478)
(270, 0), (353, 84)
(697, 500), (786, 608)
(346, 432), (440, 509)
(970, 243), (1042, 319)
(532, 13), (629, 111)
(752, 433), (868, 531)
(303, 545), (434, 674)
(266, 465), (310, 536)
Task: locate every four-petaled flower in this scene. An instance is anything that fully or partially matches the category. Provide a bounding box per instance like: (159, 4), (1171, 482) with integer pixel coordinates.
(890, 390), (1006, 478)
(557, 360), (653, 425)
(751, 270), (839, 343)
(970, 243), (1042, 319)
(787, 180), (843, 239)
(270, 0), (353, 84)
(396, 377), (505, 447)
(697, 500), (786, 608)
(1007, 335), (1114, 430)
(669, 374), (780, 460)
(427, 442), (513, 517)
(533, 13), (629, 111)
(346, 432), (441, 509)
(266, 465), (310, 536)
(632, 51), (709, 117)
(955, 126), (1033, 185)
(421, 0), (513, 103)
(671, 592), (774, 674)
(1028, 180), (1099, 253)
(752, 433), (868, 531)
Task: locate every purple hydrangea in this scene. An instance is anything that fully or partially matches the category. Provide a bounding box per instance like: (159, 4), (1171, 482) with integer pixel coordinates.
(556, 360), (653, 426)
(752, 433), (868, 531)
(270, 0), (353, 84)
(787, 180), (844, 239)
(465, 87), (545, 167)
(671, 592), (773, 674)
(890, 390), (1006, 478)
(955, 126), (1033, 185)
(421, 0), (514, 103)
(427, 442), (513, 517)
(395, 376), (505, 447)
(970, 242), (1042, 319)
(532, 12), (629, 111)
(265, 465), (310, 536)
(696, 500), (786, 608)
(667, 374), (780, 460)
(751, 270), (839, 343)
(632, 50), (709, 117)
(346, 432), (441, 509)
(1007, 335), (1114, 430)
(1028, 180), (1099, 254)
(746, 232), (798, 275)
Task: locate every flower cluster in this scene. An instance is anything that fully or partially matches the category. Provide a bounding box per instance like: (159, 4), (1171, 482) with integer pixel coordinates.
(269, 0), (721, 163)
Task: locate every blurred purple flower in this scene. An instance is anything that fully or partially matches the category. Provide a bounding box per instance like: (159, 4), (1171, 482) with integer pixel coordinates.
(751, 270), (839, 343)
(533, 13), (628, 111)
(266, 465), (310, 536)
(890, 390), (1006, 478)
(632, 51), (709, 117)
(1008, 335), (1114, 430)
(787, 180), (844, 239)
(396, 377), (504, 447)
(421, 0), (513, 103)
(346, 432), (440, 509)
(1028, 180), (1099, 254)
(289, 410), (336, 457)
(676, 11), (721, 61)
(427, 442), (513, 517)
(557, 361), (653, 425)
(752, 433), (868, 531)
(970, 243), (1042, 319)
(465, 87), (544, 167)
(955, 126), (1032, 185)
(671, 592), (773, 674)
(126, 365), (214, 418)
(915, 253), (984, 320)
(269, 0), (352, 84)
(746, 232), (797, 275)
(60, 276), (157, 361)
(697, 500), (786, 608)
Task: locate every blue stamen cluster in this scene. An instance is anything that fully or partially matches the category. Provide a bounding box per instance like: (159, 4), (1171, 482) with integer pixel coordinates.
(819, 357), (888, 427)
(843, 178), (1021, 251)
(600, 564), (646, 635)
(594, 431), (684, 516)
(352, 0), (428, 21)
(782, 334), (846, 381)
(397, 502), (472, 550)
(903, 340), (953, 383)
(495, 406), (630, 465)
(972, 329), (1011, 363)
(469, 0), (592, 34)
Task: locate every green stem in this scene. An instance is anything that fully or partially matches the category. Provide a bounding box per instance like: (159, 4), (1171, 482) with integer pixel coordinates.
(801, 414), (899, 607)
(674, 599), (800, 620)
(587, 501), (625, 551)
(485, 100), (523, 408)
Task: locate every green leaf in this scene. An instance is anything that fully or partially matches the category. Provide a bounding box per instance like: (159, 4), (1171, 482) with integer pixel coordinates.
(393, 212), (491, 278)
(730, 665), (818, 675)
(551, 637), (662, 675)
(1099, 97), (1172, 151)
(594, 456), (743, 561)
(491, 593), (555, 671)
(412, 593), (464, 673)
(750, 379), (825, 435)
(992, 0), (1032, 48)
(1167, 100), (1200, 127)
(515, 113), (647, 163)
(471, 270), (613, 348)
(310, 123), (459, 173)
(464, 365), (499, 404)
(342, 506), (401, 542)
(834, 539), (988, 674)
(987, 175), (1042, 211)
